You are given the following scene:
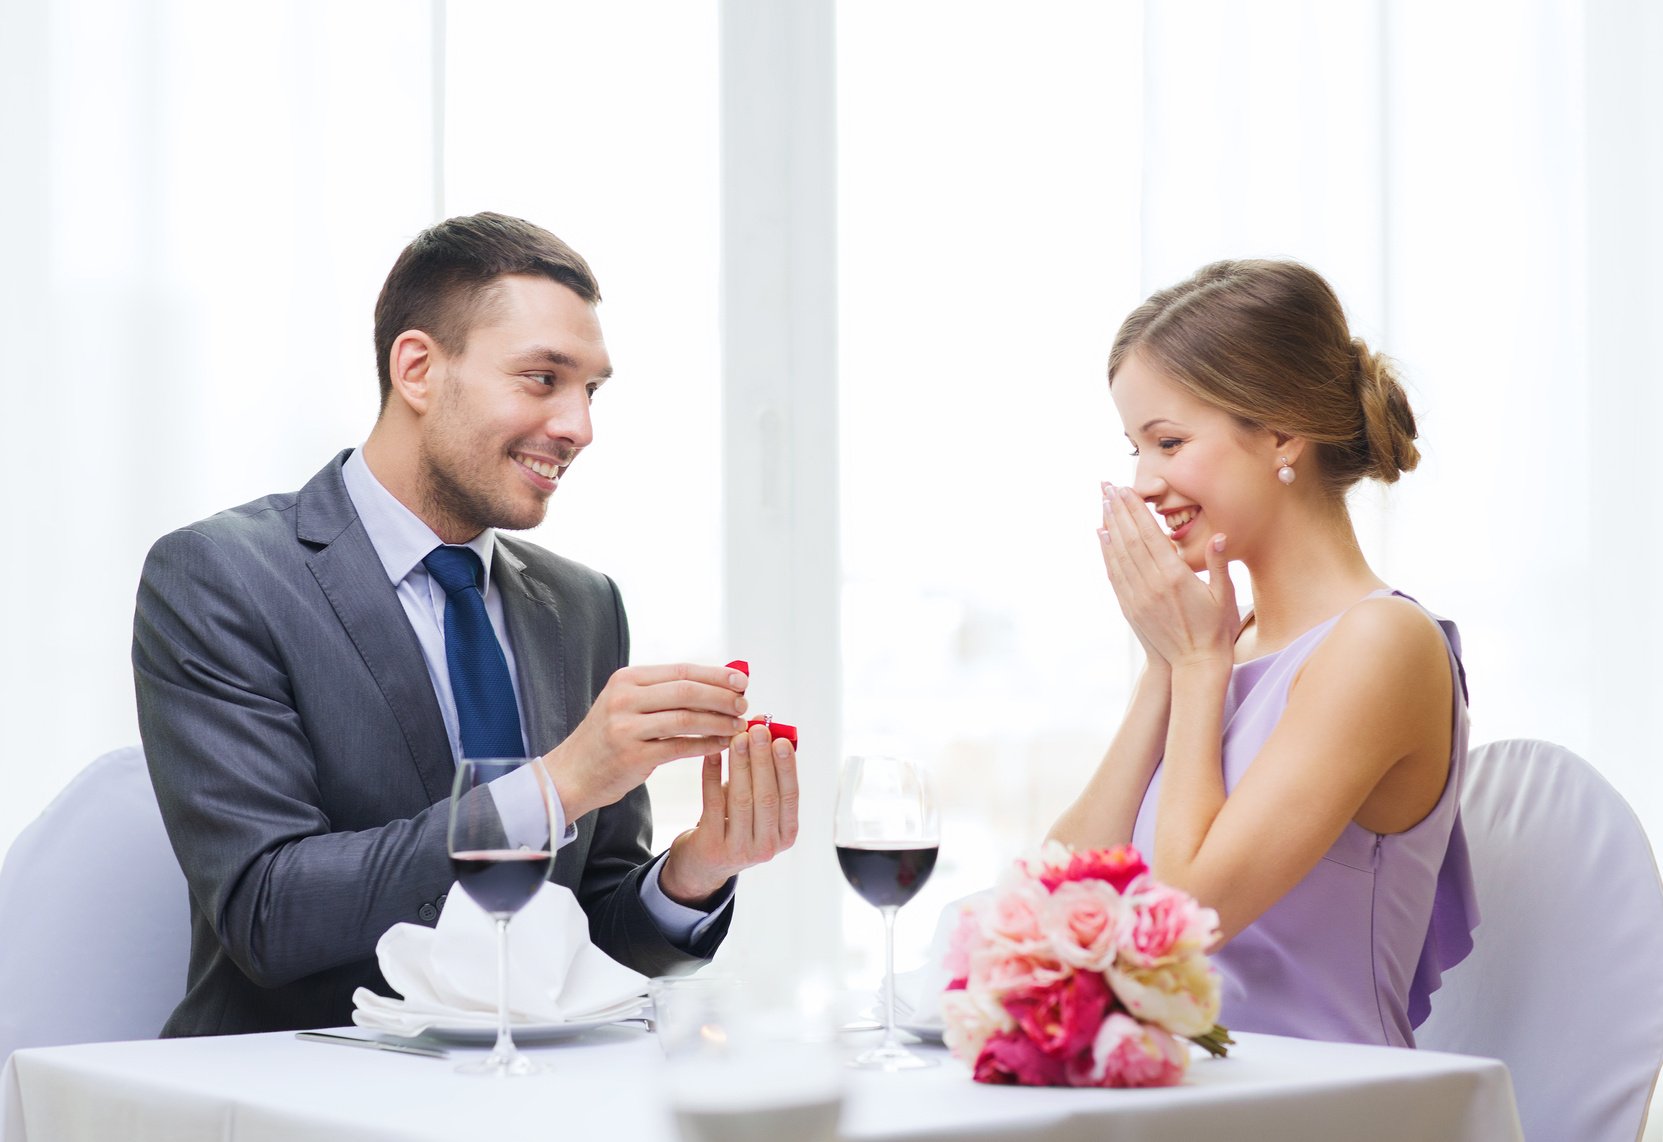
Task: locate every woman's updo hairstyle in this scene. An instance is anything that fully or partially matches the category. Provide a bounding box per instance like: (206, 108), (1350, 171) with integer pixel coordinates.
(1109, 259), (1419, 492)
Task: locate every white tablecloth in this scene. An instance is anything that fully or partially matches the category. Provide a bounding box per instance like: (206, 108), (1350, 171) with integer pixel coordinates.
(1, 1026), (1521, 1142)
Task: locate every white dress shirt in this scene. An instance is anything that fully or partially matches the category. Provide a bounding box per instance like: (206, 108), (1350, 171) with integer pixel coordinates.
(341, 447), (729, 945)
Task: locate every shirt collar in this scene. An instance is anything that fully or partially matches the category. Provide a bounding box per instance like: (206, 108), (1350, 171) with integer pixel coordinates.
(342, 447), (497, 594)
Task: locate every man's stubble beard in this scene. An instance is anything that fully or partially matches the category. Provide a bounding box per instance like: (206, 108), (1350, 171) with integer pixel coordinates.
(416, 424), (551, 538)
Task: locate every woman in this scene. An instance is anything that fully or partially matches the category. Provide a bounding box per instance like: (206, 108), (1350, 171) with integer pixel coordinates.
(1050, 259), (1475, 1048)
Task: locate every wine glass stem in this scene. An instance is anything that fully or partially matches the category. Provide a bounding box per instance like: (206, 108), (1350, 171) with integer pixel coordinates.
(881, 904), (899, 1049)
(492, 915), (514, 1061)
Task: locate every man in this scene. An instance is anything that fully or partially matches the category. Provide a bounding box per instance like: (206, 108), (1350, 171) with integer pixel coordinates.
(133, 212), (798, 1036)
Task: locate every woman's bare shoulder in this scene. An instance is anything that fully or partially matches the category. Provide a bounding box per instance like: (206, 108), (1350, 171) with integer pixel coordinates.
(1301, 593), (1451, 692)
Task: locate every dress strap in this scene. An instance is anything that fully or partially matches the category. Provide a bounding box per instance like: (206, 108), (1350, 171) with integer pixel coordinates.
(1389, 590), (1470, 705)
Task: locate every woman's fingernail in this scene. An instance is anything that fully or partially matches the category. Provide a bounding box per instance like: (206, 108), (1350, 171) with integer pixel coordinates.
(1101, 480), (1116, 493)
(773, 739), (791, 760)
(1098, 528), (1112, 542)
(1212, 534), (1227, 552)
(734, 732), (749, 754)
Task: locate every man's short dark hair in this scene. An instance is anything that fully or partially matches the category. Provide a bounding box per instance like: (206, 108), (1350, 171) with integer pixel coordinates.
(373, 212), (602, 407)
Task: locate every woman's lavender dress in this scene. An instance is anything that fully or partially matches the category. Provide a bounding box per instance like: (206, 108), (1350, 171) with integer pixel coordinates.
(1130, 590), (1478, 1047)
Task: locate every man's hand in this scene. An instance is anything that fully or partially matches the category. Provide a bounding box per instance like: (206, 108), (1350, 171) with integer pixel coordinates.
(541, 663), (750, 821)
(658, 722), (800, 907)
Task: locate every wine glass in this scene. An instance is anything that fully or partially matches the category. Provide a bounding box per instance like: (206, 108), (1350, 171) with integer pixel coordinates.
(652, 977), (845, 1142)
(834, 754), (940, 1071)
(447, 756), (556, 1076)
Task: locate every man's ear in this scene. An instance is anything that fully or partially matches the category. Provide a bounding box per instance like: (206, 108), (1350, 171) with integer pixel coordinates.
(388, 330), (440, 415)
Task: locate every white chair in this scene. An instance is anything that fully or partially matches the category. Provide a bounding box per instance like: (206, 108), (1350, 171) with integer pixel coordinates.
(1419, 739), (1663, 1142)
(0, 746), (190, 1061)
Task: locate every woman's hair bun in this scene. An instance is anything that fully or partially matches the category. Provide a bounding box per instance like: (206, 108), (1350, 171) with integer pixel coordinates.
(1352, 338), (1419, 483)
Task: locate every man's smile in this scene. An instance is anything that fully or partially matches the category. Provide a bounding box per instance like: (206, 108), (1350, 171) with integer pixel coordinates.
(512, 450), (567, 487)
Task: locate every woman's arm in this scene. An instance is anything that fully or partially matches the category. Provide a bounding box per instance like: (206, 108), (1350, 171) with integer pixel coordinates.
(1048, 659), (1172, 849)
(1153, 597), (1453, 943)
(1151, 657), (1230, 880)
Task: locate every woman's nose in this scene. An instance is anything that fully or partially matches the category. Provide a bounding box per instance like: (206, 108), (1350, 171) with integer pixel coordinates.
(1130, 455), (1165, 501)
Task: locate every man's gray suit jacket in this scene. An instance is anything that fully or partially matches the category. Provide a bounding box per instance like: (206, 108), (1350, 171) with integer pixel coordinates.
(133, 451), (726, 1037)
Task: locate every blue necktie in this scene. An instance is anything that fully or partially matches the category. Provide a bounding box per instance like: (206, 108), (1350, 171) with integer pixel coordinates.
(422, 545), (525, 760)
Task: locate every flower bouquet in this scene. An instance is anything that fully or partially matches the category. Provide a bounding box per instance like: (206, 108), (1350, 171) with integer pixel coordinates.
(941, 842), (1232, 1087)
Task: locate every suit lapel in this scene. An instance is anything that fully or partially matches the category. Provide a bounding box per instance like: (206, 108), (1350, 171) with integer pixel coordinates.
(493, 542), (569, 756)
(297, 453), (455, 806)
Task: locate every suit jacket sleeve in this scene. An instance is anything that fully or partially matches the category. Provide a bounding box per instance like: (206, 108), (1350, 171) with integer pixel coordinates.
(134, 525), (456, 989)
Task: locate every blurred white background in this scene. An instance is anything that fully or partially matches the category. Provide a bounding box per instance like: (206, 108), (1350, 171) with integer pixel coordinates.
(2, 0), (1660, 989)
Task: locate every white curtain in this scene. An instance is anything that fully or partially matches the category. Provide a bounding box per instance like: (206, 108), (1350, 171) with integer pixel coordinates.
(2, 0), (1660, 992)
(1142, 0), (1663, 838)
(835, 0), (1663, 973)
(0, 0), (436, 851)
(0, 0), (733, 857)
(1586, 0), (1663, 841)
(1142, 0), (1597, 758)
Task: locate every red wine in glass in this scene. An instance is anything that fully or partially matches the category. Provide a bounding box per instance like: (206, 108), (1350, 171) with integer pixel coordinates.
(450, 850), (553, 917)
(446, 757), (556, 1076)
(834, 754), (940, 1072)
(835, 845), (938, 909)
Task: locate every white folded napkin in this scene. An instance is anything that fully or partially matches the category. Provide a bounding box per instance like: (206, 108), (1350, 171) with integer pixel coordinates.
(892, 891), (990, 1026)
(351, 881), (647, 1036)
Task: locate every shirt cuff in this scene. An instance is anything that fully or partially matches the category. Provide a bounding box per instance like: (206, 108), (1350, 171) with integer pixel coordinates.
(639, 851), (735, 948)
(487, 763), (579, 851)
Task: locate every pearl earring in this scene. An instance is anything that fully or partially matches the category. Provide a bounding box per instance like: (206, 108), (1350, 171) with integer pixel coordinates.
(1277, 457), (1296, 485)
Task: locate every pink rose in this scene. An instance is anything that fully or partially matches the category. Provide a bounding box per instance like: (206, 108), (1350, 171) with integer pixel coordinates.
(972, 1029), (1067, 1086)
(943, 906), (979, 986)
(1003, 971), (1111, 1060)
(1077, 1013), (1190, 1088)
(969, 946), (1070, 996)
(984, 879), (1051, 955)
(1041, 880), (1129, 972)
(1038, 844), (1150, 894)
(1120, 882), (1219, 966)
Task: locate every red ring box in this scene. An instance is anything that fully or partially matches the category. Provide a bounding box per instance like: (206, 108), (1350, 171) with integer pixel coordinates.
(746, 718), (798, 747)
(726, 661), (797, 746)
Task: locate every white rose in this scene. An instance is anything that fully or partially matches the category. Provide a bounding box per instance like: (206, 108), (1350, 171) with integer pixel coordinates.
(1106, 955), (1221, 1038)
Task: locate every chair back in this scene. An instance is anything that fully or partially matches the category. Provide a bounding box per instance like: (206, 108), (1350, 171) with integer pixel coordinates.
(0, 747), (189, 1061)
(1418, 739), (1663, 1141)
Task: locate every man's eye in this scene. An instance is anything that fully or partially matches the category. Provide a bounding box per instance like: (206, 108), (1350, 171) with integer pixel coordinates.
(586, 383), (600, 399)
(528, 373), (555, 387)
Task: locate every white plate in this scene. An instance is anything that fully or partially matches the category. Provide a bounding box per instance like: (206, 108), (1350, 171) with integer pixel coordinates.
(411, 1012), (647, 1045)
(861, 1000), (946, 1045)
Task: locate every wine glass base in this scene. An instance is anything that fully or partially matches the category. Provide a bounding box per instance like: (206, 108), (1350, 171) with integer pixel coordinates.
(456, 1050), (545, 1077)
(847, 1041), (938, 1071)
